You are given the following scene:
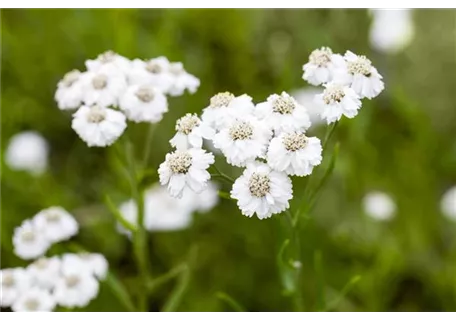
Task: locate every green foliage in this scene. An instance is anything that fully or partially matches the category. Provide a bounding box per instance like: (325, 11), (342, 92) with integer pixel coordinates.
(1, 9), (456, 311)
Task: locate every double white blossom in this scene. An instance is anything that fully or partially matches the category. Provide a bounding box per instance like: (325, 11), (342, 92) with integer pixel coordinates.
(362, 191), (396, 221)
(1, 268), (31, 308)
(119, 84), (168, 123)
(13, 220), (50, 260)
(55, 70), (84, 110)
(302, 47), (338, 85)
(11, 287), (56, 312)
(27, 257), (61, 290)
(159, 149), (215, 198)
(5, 131), (49, 176)
(33, 207), (78, 243)
(54, 267), (99, 308)
(170, 113), (215, 150)
(231, 162), (293, 220)
(81, 69), (127, 108)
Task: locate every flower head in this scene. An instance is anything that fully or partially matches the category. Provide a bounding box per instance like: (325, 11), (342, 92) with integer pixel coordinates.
(71, 105), (127, 147)
(119, 84), (168, 123)
(362, 191), (396, 221)
(13, 220), (50, 260)
(81, 69), (127, 107)
(33, 207), (78, 243)
(332, 51), (384, 99)
(170, 113), (215, 150)
(213, 117), (272, 167)
(255, 92), (311, 134)
(167, 62), (200, 96)
(314, 82), (362, 124)
(11, 287), (55, 312)
(27, 256), (61, 290)
(61, 253), (108, 280)
(231, 162), (293, 219)
(267, 131), (322, 176)
(54, 266), (99, 308)
(1, 268), (31, 308)
(129, 57), (175, 93)
(5, 131), (49, 176)
(302, 47), (338, 85)
(55, 69), (84, 110)
(85, 50), (132, 74)
(159, 149), (215, 198)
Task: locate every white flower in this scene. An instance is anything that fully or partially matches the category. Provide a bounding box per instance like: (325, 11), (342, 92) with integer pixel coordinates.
(362, 191), (396, 221)
(71, 105), (127, 147)
(27, 257), (61, 290)
(255, 92), (311, 134)
(81, 69), (127, 107)
(11, 287), (55, 312)
(55, 69), (84, 110)
(85, 50), (131, 74)
(159, 149), (215, 198)
(314, 82), (362, 124)
(231, 162), (293, 219)
(144, 186), (194, 231)
(54, 267), (99, 308)
(60, 253), (108, 280)
(33, 207), (78, 243)
(302, 47), (338, 85)
(1, 268), (31, 307)
(128, 57), (175, 93)
(332, 51), (384, 99)
(440, 186), (456, 221)
(267, 131), (322, 176)
(201, 92), (255, 131)
(291, 88), (326, 126)
(167, 62), (200, 96)
(369, 9), (415, 54)
(119, 84), (168, 123)
(187, 182), (219, 213)
(213, 116), (272, 167)
(5, 131), (49, 176)
(13, 220), (50, 260)
(170, 113), (215, 150)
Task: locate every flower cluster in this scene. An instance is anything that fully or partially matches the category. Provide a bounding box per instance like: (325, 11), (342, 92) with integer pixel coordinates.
(13, 207), (78, 260)
(303, 47), (384, 124)
(158, 47), (384, 220)
(2, 207), (107, 312)
(117, 183), (219, 236)
(55, 51), (200, 147)
(1, 253), (107, 312)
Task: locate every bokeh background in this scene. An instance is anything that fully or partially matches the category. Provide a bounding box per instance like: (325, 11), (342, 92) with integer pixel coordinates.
(1, 9), (456, 311)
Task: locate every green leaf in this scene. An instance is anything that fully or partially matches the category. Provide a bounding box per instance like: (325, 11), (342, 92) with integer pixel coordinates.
(105, 272), (137, 312)
(277, 239), (296, 295)
(147, 263), (188, 293)
(104, 194), (137, 233)
(161, 246), (198, 312)
(326, 275), (361, 311)
(216, 291), (246, 312)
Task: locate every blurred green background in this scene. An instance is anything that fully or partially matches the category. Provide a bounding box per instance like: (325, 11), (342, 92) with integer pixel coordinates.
(1, 9), (456, 311)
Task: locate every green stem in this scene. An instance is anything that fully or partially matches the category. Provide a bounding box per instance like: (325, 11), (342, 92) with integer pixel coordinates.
(212, 165), (235, 184)
(125, 141), (150, 311)
(142, 123), (157, 168)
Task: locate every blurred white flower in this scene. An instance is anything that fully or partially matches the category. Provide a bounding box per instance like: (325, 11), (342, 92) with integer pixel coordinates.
(167, 62), (200, 96)
(187, 182), (219, 213)
(255, 92), (311, 134)
(332, 51), (384, 99)
(267, 131), (322, 176)
(213, 116), (272, 167)
(362, 191), (396, 221)
(119, 84), (168, 123)
(440, 186), (456, 221)
(369, 9), (415, 54)
(302, 47), (338, 85)
(1, 268), (31, 308)
(170, 113), (215, 150)
(61, 253), (108, 281)
(81, 69), (127, 108)
(13, 220), (50, 260)
(5, 131), (49, 176)
(54, 267), (99, 308)
(11, 287), (55, 312)
(159, 149), (215, 198)
(33, 207), (78, 243)
(128, 57), (175, 93)
(291, 88), (325, 126)
(71, 105), (127, 147)
(85, 50), (132, 74)
(55, 69), (84, 110)
(314, 82), (362, 124)
(27, 257), (61, 290)
(201, 92), (255, 131)
(231, 162), (293, 220)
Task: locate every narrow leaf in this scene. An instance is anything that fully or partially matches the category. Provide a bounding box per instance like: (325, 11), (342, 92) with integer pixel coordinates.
(216, 292), (246, 312)
(104, 194), (137, 232)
